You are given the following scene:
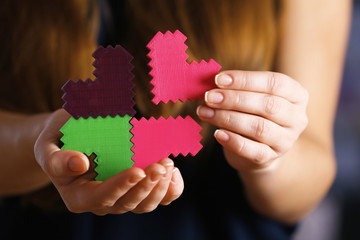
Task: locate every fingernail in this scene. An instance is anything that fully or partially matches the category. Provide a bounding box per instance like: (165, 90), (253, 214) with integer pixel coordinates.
(162, 160), (174, 167)
(215, 74), (232, 87)
(214, 129), (230, 142)
(151, 169), (166, 182)
(196, 105), (215, 118)
(205, 91), (223, 104)
(68, 157), (86, 172)
(129, 173), (146, 184)
(171, 168), (180, 183)
(161, 160), (174, 178)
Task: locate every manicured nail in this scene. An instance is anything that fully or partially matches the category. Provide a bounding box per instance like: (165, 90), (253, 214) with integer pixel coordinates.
(205, 91), (223, 104)
(196, 105), (215, 118)
(151, 169), (166, 182)
(214, 129), (230, 141)
(162, 160), (174, 167)
(215, 74), (232, 87)
(162, 160), (174, 178)
(171, 168), (180, 183)
(68, 157), (86, 172)
(129, 173), (146, 184)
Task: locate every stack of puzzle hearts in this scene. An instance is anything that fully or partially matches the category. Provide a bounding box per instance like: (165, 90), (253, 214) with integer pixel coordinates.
(60, 30), (221, 181)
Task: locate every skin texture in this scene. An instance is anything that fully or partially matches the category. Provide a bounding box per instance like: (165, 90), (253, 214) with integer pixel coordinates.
(196, 0), (352, 224)
(0, 110), (51, 196)
(0, 0), (351, 223)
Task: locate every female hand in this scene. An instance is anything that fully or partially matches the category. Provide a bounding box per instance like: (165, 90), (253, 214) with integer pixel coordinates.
(34, 109), (183, 215)
(197, 70), (309, 172)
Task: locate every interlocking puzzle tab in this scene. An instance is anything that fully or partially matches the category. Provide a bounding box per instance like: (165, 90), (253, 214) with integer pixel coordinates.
(148, 30), (221, 104)
(60, 30), (221, 181)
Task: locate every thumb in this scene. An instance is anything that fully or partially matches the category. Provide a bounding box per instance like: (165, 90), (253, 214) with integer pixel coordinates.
(46, 150), (89, 178)
(33, 109), (89, 179)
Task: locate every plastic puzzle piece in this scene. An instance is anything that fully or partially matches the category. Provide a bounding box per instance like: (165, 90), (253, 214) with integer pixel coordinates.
(130, 116), (202, 169)
(147, 30), (222, 104)
(60, 115), (134, 181)
(62, 45), (135, 119)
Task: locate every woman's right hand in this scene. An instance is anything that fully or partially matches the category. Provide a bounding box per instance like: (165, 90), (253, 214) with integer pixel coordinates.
(34, 109), (184, 215)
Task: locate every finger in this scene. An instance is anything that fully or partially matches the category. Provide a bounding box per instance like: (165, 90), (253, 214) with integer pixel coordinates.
(197, 106), (292, 153)
(214, 129), (278, 169)
(111, 163), (167, 213)
(204, 90), (298, 127)
(38, 147), (89, 180)
(131, 159), (174, 213)
(62, 167), (146, 214)
(34, 109), (77, 176)
(160, 167), (184, 206)
(215, 71), (309, 104)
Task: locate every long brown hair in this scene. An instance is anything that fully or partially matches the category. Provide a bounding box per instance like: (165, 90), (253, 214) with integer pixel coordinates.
(0, 0), (98, 210)
(0, 0), (98, 114)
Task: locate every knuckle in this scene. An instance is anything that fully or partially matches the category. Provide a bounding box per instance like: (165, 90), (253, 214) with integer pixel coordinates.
(238, 71), (248, 89)
(222, 112), (232, 127)
(267, 72), (280, 94)
(234, 92), (245, 108)
(235, 138), (247, 156)
(254, 118), (269, 139)
(264, 95), (280, 115)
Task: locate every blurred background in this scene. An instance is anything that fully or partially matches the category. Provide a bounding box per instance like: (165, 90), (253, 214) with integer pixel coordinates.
(294, 0), (360, 239)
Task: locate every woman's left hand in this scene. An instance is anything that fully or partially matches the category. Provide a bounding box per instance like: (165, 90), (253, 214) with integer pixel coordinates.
(197, 70), (309, 172)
